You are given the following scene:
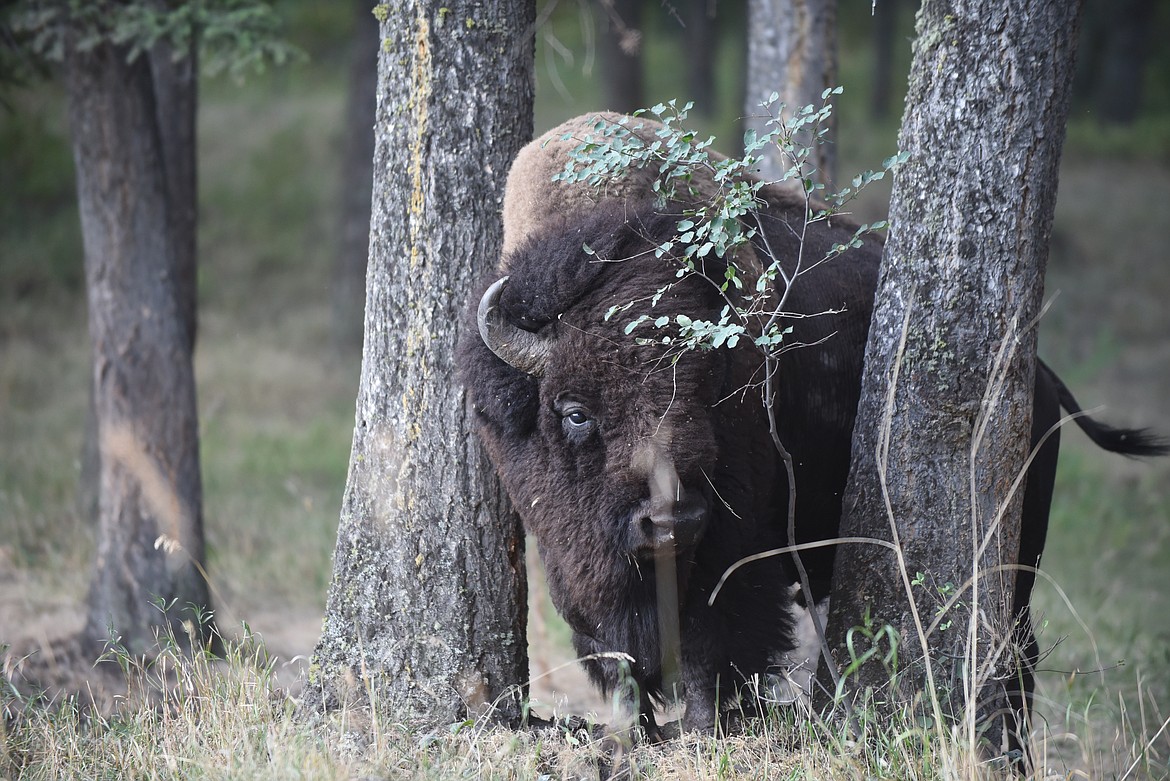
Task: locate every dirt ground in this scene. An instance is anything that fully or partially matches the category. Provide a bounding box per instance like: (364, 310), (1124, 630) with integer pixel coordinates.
(0, 542), (606, 722)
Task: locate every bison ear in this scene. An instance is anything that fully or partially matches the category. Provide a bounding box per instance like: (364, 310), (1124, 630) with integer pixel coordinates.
(477, 276), (553, 377)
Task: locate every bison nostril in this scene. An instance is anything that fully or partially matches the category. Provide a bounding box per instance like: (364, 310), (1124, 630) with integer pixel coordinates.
(628, 491), (709, 556)
(631, 511), (710, 557)
(641, 515), (673, 538)
(640, 516), (658, 540)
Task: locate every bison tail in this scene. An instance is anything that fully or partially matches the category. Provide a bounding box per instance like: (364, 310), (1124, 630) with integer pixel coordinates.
(1046, 365), (1170, 458)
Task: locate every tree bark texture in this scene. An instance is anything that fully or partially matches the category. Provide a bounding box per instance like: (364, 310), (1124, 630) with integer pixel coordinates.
(744, 0), (837, 186)
(306, 0), (534, 725)
(78, 38), (199, 527)
(65, 39), (211, 656)
(332, 0), (380, 351)
(149, 36), (199, 353)
(826, 0), (1081, 743)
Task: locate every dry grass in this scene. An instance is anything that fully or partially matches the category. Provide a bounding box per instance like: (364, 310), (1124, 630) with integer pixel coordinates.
(8, 625), (1163, 780)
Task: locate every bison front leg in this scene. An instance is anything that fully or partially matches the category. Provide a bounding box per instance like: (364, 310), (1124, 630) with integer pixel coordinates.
(636, 688), (664, 742)
(606, 662), (664, 745)
(679, 625), (721, 734)
(681, 684), (718, 733)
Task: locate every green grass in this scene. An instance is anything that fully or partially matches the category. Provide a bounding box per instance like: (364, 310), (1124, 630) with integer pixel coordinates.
(1029, 442), (1170, 778)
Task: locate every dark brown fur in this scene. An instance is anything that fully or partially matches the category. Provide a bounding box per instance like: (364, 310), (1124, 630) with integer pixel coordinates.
(460, 195), (894, 734)
(463, 206), (798, 732)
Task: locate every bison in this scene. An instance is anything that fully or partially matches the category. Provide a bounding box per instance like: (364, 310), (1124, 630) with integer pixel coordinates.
(458, 115), (1167, 746)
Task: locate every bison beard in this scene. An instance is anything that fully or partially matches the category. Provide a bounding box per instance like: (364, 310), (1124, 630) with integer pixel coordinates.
(459, 194), (1168, 745)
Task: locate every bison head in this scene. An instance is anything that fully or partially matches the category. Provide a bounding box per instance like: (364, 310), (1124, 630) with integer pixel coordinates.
(460, 203), (794, 728)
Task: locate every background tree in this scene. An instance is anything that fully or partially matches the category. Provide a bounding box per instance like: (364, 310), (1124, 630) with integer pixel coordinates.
(744, 0), (837, 185)
(77, 8), (199, 533)
(3, 0), (295, 658)
(149, 29), (199, 355)
(64, 21), (211, 655)
(304, 0), (534, 723)
(598, 0), (644, 114)
(825, 0), (1082, 752)
(331, 0), (379, 351)
(869, 0), (899, 120)
(684, 0), (718, 115)
(1075, 0), (1156, 125)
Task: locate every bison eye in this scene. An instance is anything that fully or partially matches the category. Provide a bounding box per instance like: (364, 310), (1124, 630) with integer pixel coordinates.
(554, 399), (597, 442)
(565, 409), (590, 427)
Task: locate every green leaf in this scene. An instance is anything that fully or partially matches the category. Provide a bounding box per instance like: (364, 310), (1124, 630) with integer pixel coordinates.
(625, 316), (648, 334)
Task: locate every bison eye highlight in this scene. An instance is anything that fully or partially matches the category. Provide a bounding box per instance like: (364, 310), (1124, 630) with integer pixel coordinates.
(566, 410), (590, 427)
(554, 399), (597, 442)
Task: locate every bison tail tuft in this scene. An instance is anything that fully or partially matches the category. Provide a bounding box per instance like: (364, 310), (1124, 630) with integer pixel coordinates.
(1047, 365), (1170, 458)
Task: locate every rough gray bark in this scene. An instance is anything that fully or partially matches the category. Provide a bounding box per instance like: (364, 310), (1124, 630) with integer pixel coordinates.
(744, 0), (837, 185)
(332, 0), (380, 351)
(65, 38), (211, 655)
(825, 0), (1082, 750)
(305, 0), (534, 725)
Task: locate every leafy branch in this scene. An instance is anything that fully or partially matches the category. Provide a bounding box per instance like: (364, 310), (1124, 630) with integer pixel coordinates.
(557, 93), (907, 368)
(2, 0), (302, 81)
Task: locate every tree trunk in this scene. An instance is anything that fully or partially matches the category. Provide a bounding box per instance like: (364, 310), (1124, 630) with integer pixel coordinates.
(1094, 0), (1154, 125)
(869, 0), (899, 120)
(598, 0), (645, 114)
(65, 39), (211, 656)
(305, 0), (534, 725)
(744, 0), (837, 186)
(78, 37), (199, 527)
(332, 0), (380, 351)
(685, 0), (717, 115)
(825, 0), (1081, 752)
(149, 36), (199, 354)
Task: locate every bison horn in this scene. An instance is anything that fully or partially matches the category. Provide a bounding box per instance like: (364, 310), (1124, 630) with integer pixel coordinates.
(477, 276), (551, 377)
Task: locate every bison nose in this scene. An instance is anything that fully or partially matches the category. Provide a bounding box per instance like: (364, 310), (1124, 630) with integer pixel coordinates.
(630, 492), (708, 556)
